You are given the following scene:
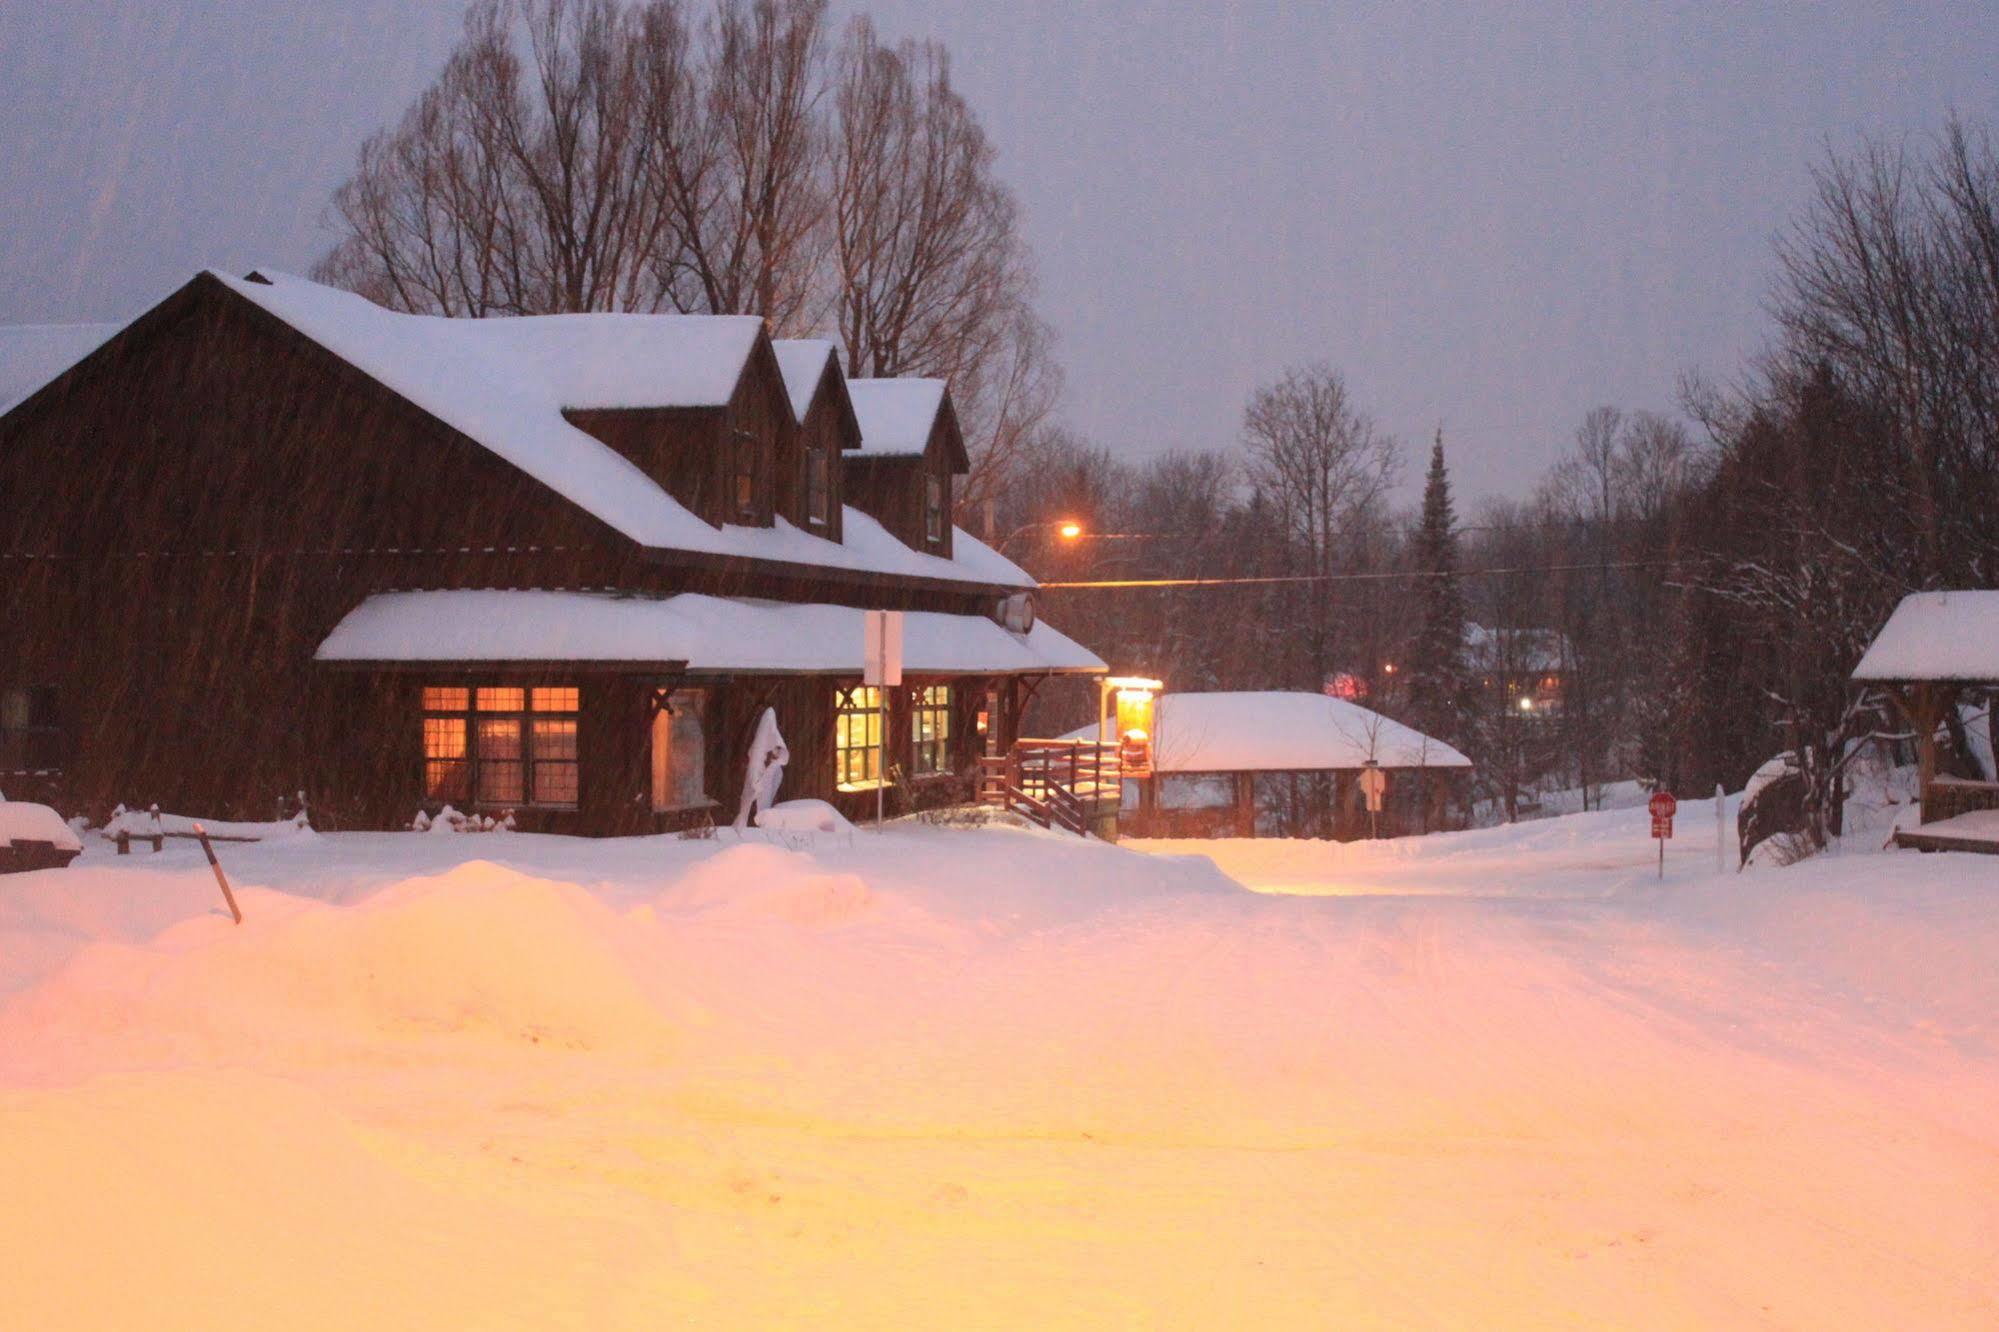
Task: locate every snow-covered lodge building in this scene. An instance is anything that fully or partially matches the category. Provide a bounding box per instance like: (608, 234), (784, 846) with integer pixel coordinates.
(0, 270), (1102, 835)
(1068, 691), (1473, 839)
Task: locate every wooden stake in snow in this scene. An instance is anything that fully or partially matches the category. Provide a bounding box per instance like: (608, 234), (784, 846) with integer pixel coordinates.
(192, 823), (243, 925)
(1716, 783), (1726, 873)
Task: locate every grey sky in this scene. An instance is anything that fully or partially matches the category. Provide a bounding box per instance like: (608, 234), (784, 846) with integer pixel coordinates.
(4, 2), (1997, 502)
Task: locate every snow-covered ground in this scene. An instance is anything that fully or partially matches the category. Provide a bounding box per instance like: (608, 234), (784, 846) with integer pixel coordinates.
(2, 805), (1995, 1328)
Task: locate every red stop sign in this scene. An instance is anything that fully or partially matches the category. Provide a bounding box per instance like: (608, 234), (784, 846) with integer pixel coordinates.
(1649, 790), (1677, 839)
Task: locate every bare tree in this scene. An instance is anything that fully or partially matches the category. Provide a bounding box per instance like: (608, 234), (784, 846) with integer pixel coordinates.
(1239, 365), (1399, 686)
(318, 0), (667, 315)
(830, 20), (1055, 514)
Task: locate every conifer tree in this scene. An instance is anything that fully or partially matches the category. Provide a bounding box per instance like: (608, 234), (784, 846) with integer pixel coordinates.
(1406, 429), (1469, 745)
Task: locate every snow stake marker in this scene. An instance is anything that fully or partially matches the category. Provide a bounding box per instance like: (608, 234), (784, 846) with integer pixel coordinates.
(192, 823), (243, 925)
(1648, 791), (1678, 879)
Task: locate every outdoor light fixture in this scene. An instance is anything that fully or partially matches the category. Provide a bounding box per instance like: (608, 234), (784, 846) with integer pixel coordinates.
(1099, 675), (1163, 778)
(1058, 520), (1083, 540)
(1518, 696), (1535, 713)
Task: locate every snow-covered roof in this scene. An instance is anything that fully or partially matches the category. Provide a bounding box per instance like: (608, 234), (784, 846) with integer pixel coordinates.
(315, 589), (1106, 676)
(1464, 623), (1568, 673)
(771, 339), (837, 424)
(846, 378), (947, 459)
(1852, 591), (1999, 682)
(203, 271), (1023, 590)
(1063, 691), (1472, 772)
(0, 323), (121, 414)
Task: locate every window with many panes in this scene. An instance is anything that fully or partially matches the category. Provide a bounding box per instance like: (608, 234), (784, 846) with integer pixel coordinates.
(924, 473), (944, 543)
(0, 685), (61, 774)
(834, 686), (885, 790)
(806, 446), (830, 526)
(911, 684), (951, 775)
(423, 685), (579, 808)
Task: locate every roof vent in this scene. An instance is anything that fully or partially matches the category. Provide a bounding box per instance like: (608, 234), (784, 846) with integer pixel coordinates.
(242, 270), (274, 285)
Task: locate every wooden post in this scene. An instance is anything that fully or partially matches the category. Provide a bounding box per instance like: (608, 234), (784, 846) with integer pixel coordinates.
(193, 823), (243, 925)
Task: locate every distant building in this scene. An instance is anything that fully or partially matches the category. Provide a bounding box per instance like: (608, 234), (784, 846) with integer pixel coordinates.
(1465, 623), (1570, 719)
(1067, 690), (1473, 840)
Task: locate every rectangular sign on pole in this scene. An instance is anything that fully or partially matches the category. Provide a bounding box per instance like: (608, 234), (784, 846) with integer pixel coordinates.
(864, 610), (904, 687)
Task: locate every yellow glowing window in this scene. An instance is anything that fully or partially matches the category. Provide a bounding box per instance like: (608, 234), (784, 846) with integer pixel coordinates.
(835, 686), (885, 790)
(424, 682), (580, 808)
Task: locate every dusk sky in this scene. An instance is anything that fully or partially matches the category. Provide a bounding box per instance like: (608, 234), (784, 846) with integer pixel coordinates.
(5, 1), (1998, 501)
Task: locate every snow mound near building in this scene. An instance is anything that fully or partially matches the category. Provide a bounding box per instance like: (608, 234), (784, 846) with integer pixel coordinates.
(3, 861), (679, 1075)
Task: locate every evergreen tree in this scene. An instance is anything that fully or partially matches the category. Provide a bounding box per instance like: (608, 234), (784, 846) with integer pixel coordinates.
(1406, 430), (1469, 746)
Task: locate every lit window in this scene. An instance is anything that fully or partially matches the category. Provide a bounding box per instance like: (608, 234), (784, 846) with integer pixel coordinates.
(531, 719), (578, 806)
(423, 683), (580, 809)
(835, 686), (885, 790)
(911, 685), (951, 775)
(423, 716), (470, 802)
(651, 688), (709, 812)
(476, 719), (524, 803)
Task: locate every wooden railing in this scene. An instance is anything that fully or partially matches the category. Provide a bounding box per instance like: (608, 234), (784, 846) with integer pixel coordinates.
(978, 739), (1123, 836)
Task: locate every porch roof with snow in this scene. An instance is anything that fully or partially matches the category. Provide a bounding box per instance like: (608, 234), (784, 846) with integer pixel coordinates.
(1851, 591), (1999, 683)
(314, 589), (1106, 677)
(1064, 691), (1472, 772)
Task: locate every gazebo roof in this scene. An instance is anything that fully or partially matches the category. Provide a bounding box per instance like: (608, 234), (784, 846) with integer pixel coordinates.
(1851, 591), (1999, 684)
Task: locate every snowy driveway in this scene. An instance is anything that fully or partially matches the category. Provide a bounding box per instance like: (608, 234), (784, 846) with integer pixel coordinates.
(2, 814), (1995, 1328)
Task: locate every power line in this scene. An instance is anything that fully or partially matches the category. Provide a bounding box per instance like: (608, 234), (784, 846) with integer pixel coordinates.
(1037, 558), (1681, 590)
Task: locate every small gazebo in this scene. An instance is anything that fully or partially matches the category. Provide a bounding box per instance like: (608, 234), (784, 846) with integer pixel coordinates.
(1852, 590), (1999, 854)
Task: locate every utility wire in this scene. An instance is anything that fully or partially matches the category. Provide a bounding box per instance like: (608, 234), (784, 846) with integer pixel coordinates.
(1037, 557), (1681, 590)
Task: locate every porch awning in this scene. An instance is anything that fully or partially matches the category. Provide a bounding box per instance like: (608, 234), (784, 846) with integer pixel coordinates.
(1852, 591), (1999, 683)
(313, 589), (1106, 677)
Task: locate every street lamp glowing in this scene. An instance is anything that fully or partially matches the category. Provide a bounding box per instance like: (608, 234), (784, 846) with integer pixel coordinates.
(1057, 520), (1083, 540)
(1517, 696), (1535, 713)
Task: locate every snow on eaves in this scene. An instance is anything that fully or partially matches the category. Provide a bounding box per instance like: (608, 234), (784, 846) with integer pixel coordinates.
(846, 378), (946, 458)
(0, 324), (122, 415)
(314, 589), (1105, 676)
(1064, 691), (1472, 771)
(771, 338), (837, 423)
(1852, 590), (1999, 682)
(211, 271), (1026, 589)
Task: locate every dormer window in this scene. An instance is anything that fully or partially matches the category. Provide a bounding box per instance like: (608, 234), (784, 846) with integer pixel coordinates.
(807, 445), (830, 527)
(925, 473), (944, 543)
(733, 429), (757, 521)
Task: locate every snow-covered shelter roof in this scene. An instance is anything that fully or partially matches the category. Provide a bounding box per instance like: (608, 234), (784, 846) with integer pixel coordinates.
(1064, 691), (1472, 772)
(315, 590), (1106, 676)
(846, 378), (949, 459)
(197, 271), (1021, 590)
(771, 338), (838, 423)
(0, 323), (121, 413)
(1852, 591), (1999, 683)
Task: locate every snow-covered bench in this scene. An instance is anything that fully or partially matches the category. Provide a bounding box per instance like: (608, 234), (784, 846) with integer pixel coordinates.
(0, 800), (84, 874)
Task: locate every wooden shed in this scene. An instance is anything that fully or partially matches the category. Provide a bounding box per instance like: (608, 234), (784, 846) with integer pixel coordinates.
(1852, 590), (1999, 854)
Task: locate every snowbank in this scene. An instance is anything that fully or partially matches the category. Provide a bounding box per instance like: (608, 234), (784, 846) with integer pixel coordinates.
(1, 816), (1995, 1327)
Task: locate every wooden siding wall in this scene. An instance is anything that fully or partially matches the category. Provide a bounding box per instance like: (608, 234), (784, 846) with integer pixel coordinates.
(842, 452), (953, 558)
(1121, 767), (1473, 841)
(0, 279), (1024, 828)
